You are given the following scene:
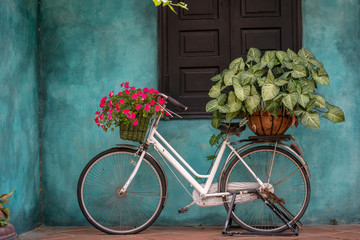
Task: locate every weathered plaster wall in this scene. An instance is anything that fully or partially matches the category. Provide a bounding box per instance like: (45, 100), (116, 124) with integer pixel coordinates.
(0, 0), (40, 233)
(40, 0), (360, 226)
(301, 0), (360, 224)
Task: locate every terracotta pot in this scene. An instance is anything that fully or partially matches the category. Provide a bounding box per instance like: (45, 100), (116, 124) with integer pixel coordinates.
(0, 223), (19, 240)
(247, 111), (293, 136)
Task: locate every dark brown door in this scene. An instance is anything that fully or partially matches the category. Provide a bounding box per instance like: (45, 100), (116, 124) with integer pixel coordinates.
(159, 0), (302, 117)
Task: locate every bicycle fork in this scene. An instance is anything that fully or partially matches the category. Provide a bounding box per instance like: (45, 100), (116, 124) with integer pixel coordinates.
(118, 149), (147, 195)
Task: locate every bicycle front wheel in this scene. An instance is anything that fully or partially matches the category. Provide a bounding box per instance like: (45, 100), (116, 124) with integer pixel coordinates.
(77, 147), (167, 234)
(220, 146), (310, 233)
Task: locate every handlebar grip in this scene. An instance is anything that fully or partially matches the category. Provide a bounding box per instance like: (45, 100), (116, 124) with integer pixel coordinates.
(167, 96), (188, 111)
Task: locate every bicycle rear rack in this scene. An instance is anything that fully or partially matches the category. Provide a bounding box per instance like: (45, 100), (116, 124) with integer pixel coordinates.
(222, 190), (300, 236)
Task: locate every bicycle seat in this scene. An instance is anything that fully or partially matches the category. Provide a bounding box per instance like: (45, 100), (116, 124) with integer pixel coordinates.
(219, 122), (246, 136)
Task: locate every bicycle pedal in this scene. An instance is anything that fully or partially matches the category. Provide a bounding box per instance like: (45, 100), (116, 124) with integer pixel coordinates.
(178, 207), (189, 214)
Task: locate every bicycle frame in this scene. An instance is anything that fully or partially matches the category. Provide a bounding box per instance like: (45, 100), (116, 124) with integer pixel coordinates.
(120, 114), (266, 198)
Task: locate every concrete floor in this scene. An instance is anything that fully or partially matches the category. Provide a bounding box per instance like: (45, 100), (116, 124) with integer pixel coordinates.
(19, 225), (360, 240)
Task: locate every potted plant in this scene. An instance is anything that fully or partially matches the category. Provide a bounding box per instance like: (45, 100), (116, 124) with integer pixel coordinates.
(94, 82), (167, 142)
(0, 190), (18, 240)
(206, 47), (345, 135)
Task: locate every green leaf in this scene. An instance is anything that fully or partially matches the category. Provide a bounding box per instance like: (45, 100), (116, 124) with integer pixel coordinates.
(0, 220), (7, 227)
(262, 84), (280, 101)
(216, 93), (227, 105)
(260, 51), (276, 69)
(276, 50), (290, 63)
(298, 94), (310, 108)
(211, 111), (222, 129)
(275, 78), (289, 86)
(313, 94), (326, 108)
(233, 79), (250, 101)
(210, 74), (222, 82)
(301, 79), (316, 94)
(247, 48), (261, 63)
(239, 71), (256, 84)
(312, 69), (330, 86)
(205, 99), (218, 112)
(287, 80), (297, 93)
(207, 155), (216, 160)
(265, 100), (280, 112)
(323, 103), (345, 123)
(298, 48), (315, 62)
(282, 92), (298, 110)
(229, 57), (245, 71)
(245, 86), (260, 114)
(209, 81), (222, 98)
(265, 70), (275, 84)
(1, 207), (9, 220)
(291, 64), (307, 78)
(224, 70), (234, 86)
(226, 111), (239, 122)
(301, 111), (320, 129)
(218, 105), (230, 113)
(287, 48), (302, 64)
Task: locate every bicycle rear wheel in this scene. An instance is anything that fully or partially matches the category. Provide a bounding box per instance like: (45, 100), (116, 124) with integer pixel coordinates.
(220, 146), (310, 233)
(77, 147), (167, 234)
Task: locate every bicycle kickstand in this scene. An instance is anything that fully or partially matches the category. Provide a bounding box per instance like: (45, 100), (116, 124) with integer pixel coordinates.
(222, 191), (300, 236)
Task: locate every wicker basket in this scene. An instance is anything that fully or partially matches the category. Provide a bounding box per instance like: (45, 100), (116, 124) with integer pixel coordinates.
(119, 117), (151, 142)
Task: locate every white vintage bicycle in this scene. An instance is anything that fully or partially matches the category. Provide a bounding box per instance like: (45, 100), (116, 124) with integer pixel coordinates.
(77, 94), (311, 235)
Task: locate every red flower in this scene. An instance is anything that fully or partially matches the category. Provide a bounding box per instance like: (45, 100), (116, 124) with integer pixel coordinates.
(133, 120), (139, 126)
(108, 113), (112, 120)
(124, 82), (129, 88)
(143, 87), (149, 92)
(109, 100), (113, 107)
(108, 108), (113, 114)
(100, 96), (107, 108)
(119, 99), (125, 104)
(123, 109), (129, 115)
(155, 106), (161, 112)
(150, 100), (155, 106)
(125, 89), (130, 94)
(136, 104), (142, 110)
(99, 113), (103, 120)
(130, 86), (136, 90)
(109, 91), (114, 97)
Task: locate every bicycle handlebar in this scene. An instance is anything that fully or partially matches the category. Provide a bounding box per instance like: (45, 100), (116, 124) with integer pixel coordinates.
(159, 93), (188, 111)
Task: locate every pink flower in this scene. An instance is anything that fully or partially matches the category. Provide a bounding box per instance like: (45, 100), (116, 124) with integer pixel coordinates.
(109, 100), (113, 107)
(159, 98), (166, 105)
(142, 93), (147, 100)
(118, 91), (122, 95)
(130, 86), (136, 90)
(94, 115), (99, 123)
(99, 113), (103, 120)
(131, 93), (138, 99)
(124, 82), (129, 88)
(109, 91), (114, 97)
(108, 108), (113, 114)
(119, 99), (125, 104)
(133, 120), (139, 126)
(108, 113), (112, 120)
(100, 96), (107, 108)
(144, 104), (150, 111)
(127, 112), (136, 119)
(123, 109), (129, 115)
(150, 100), (155, 106)
(115, 103), (120, 112)
(155, 106), (161, 112)
(149, 88), (155, 93)
(154, 90), (159, 94)
(143, 87), (149, 92)
(125, 89), (130, 95)
(137, 91), (143, 96)
(136, 104), (142, 110)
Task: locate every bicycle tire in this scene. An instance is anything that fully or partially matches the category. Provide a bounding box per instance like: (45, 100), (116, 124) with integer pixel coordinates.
(77, 147), (167, 234)
(220, 146), (310, 233)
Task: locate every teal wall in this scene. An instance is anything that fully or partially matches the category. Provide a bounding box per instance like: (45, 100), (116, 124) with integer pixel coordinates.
(0, 0), (41, 234)
(1, 0), (357, 231)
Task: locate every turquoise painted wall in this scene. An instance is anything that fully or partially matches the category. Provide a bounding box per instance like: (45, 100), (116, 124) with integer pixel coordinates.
(39, 0), (360, 226)
(0, 0), (41, 234)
